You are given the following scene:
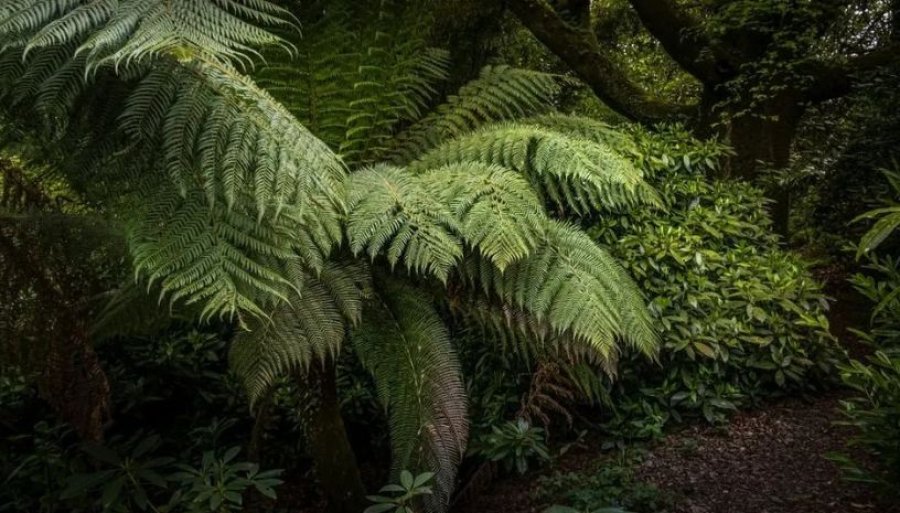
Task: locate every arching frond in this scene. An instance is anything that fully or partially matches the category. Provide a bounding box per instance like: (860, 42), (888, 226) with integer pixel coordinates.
(444, 294), (614, 374)
(352, 279), (467, 512)
(346, 165), (462, 282)
(463, 221), (657, 361)
(416, 163), (545, 270)
(119, 58), (347, 215)
(229, 262), (371, 404)
(414, 123), (660, 214)
(127, 189), (302, 322)
(522, 113), (638, 151)
(389, 66), (562, 163)
(1, 47), (348, 320)
(2, 0), (293, 71)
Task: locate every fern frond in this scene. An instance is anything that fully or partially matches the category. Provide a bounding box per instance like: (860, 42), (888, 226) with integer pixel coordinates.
(416, 163), (545, 270)
(2, 0), (294, 72)
(253, 7), (359, 148)
(522, 113), (638, 151)
(254, 4), (450, 166)
(352, 278), (467, 512)
(414, 123), (660, 214)
(124, 58), (346, 214)
(388, 66), (562, 163)
(463, 221), (657, 361)
(444, 291), (616, 375)
(128, 189), (299, 322)
(346, 165), (462, 282)
(229, 261), (371, 404)
(1, 23), (347, 324)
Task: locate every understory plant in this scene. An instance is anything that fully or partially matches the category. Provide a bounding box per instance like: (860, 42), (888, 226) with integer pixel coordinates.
(534, 451), (669, 513)
(0, 2), (660, 511)
(830, 170), (900, 500)
(591, 125), (840, 436)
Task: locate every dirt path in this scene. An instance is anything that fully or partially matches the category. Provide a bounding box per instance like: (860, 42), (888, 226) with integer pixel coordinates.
(454, 393), (896, 513)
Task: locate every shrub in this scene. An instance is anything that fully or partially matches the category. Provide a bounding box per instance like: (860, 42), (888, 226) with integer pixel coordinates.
(831, 349), (900, 498)
(469, 418), (551, 474)
(590, 125), (841, 437)
(365, 471), (436, 513)
(830, 195), (900, 500)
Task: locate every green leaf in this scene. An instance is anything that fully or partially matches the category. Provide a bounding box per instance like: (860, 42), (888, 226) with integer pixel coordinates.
(400, 470), (414, 490)
(693, 342), (717, 359)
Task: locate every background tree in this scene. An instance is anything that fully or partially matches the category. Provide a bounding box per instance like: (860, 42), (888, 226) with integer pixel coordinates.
(506, 0), (900, 235)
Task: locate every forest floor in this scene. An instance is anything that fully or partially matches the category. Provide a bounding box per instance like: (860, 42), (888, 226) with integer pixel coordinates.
(454, 392), (899, 513)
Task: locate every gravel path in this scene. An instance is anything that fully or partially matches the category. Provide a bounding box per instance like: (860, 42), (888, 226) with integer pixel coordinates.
(636, 394), (895, 513)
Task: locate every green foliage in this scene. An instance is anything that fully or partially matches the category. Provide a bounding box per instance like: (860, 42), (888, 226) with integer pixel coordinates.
(168, 447), (283, 512)
(470, 418), (551, 475)
(534, 454), (669, 513)
(833, 194), (900, 500)
(413, 123), (658, 213)
(1, 327), (288, 513)
(62, 437), (282, 513)
(853, 168), (900, 259)
(0, 0), (292, 71)
(1, 421), (79, 513)
(588, 125), (839, 435)
(830, 349), (900, 499)
(61, 434), (175, 512)
(851, 254), (900, 346)
(352, 280), (467, 509)
(365, 470), (435, 513)
(389, 66), (563, 163)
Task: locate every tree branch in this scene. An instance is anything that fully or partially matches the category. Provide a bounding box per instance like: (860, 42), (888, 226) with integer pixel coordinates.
(626, 0), (739, 83)
(508, 0), (694, 123)
(805, 44), (900, 104)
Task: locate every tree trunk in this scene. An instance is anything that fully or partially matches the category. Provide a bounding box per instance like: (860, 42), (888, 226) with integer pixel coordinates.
(714, 92), (805, 238)
(302, 363), (368, 513)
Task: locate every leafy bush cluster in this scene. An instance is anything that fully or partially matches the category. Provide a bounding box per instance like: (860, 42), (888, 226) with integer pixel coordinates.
(592, 125), (841, 437)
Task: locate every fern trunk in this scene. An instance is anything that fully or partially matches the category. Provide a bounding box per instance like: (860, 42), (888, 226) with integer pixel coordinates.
(302, 362), (368, 513)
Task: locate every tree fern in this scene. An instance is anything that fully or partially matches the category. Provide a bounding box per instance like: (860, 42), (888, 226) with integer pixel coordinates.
(0, 3), (663, 511)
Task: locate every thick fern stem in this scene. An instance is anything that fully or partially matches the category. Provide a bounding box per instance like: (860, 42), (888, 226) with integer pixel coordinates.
(302, 363), (368, 513)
